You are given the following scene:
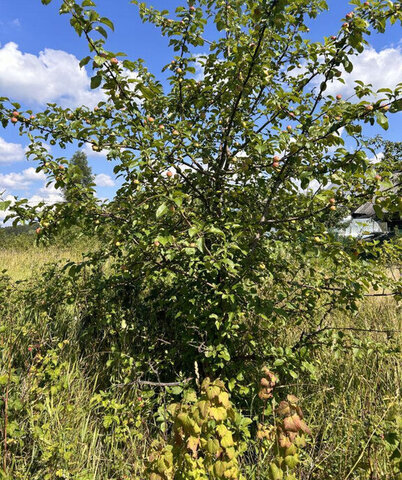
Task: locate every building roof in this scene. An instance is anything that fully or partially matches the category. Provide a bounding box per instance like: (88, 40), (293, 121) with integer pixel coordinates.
(352, 202), (376, 218)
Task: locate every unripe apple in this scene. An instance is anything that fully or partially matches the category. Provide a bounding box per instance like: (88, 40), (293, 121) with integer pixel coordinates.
(330, 205), (336, 211)
(335, 71), (342, 77)
(176, 68), (183, 74)
(382, 104), (390, 111)
(336, 94), (342, 100)
(110, 57), (119, 65)
(172, 129), (179, 136)
(115, 241), (121, 247)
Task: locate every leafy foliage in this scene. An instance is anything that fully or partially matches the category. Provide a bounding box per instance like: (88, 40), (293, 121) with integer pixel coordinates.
(0, 1), (401, 477)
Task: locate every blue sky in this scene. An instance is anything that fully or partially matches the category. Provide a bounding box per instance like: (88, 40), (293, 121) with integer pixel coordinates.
(0, 0), (401, 222)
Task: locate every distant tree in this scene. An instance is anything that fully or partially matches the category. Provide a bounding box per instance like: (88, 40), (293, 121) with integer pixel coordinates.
(63, 151), (94, 203)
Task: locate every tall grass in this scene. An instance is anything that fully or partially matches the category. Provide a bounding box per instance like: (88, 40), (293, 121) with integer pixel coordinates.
(0, 236), (400, 479)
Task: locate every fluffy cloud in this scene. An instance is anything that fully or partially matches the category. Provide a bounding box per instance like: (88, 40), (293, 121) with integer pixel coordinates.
(324, 45), (402, 97)
(29, 183), (64, 205)
(0, 184), (63, 224)
(0, 42), (105, 108)
(0, 137), (26, 163)
(95, 173), (115, 187)
(0, 167), (45, 191)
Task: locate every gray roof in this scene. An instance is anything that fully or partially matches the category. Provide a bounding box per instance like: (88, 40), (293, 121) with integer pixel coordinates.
(352, 202), (376, 218)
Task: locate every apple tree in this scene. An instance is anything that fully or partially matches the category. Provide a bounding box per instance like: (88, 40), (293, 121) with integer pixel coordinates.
(0, 0), (401, 388)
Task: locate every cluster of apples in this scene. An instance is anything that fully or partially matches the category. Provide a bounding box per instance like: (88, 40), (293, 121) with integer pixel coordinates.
(10, 111), (36, 124)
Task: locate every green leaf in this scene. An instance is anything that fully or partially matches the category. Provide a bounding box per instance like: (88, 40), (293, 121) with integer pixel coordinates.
(376, 111), (389, 130)
(79, 56), (91, 68)
(0, 201), (11, 211)
(100, 17), (115, 31)
(90, 75), (102, 89)
(156, 203), (168, 218)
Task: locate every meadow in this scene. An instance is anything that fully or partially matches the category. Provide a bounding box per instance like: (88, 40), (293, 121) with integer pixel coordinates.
(1, 231), (400, 480)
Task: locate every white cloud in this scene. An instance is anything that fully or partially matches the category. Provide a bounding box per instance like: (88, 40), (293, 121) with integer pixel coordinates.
(83, 143), (109, 158)
(0, 42), (105, 108)
(95, 173), (115, 187)
(324, 45), (402, 98)
(0, 137), (26, 163)
(0, 168), (45, 191)
(29, 183), (64, 205)
(368, 152), (384, 164)
(0, 184), (63, 225)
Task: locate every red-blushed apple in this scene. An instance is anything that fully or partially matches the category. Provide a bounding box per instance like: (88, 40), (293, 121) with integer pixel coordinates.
(365, 105), (373, 111)
(289, 112), (295, 118)
(110, 57), (119, 65)
(330, 205), (336, 211)
(172, 129), (179, 136)
(159, 124), (165, 130)
(10, 117), (18, 123)
(154, 240), (160, 247)
(36, 228), (41, 235)
(286, 125), (292, 132)
(166, 171), (173, 178)
(189, 6), (196, 12)
(190, 242), (196, 248)
(272, 162), (280, 168)
(331, 35), (337, 40)
(12, 111), (19, 117)
(364, 1), (370, 6)
(30, 114), (36, 120)
(346, 12), (354, 19)
(336, 94), (342, 100)
(273, 155), (281, 162)
(329, 198), (336, 205)
(147, 116), (155, 123)
(342, 22), (349, 28)
(94, 106), (99, 111)
(176, 68), (183, 74)
(375, 174), (382, 181)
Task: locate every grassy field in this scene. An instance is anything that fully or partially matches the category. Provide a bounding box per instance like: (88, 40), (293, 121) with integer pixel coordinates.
(0, 234), (401, 480)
